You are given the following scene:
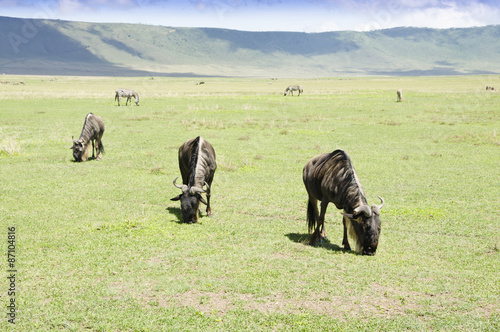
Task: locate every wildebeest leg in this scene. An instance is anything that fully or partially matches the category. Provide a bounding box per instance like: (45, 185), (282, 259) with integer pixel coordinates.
(318, 200), (329, 241)
(342, 216), (351, 251)
(310, 199), (329, 245)
(95, 139), (101, 161)
(308, 195), (320, 245)
(206, 191), (212, 216)
(91, 139), (95, 159)
(205, 179), (212, 216)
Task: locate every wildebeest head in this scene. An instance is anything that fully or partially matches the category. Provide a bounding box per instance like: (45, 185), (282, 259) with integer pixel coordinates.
(170, 177), (208, 223)
(342, 197), (384, 256)
(70, 138), (86, 162)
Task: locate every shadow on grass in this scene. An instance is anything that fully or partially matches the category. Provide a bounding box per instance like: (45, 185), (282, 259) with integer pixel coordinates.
(166, 207), (183, 224)
(70, 156), (102, 163)
(166, 207), (208, 225)
(285, 233), (352, 254)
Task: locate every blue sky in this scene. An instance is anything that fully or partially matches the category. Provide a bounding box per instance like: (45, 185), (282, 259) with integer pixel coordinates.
(1, 0), (499, 32)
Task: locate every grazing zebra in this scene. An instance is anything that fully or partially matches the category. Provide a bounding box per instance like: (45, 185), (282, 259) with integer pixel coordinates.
(115, 88), (139, 106)
(284, 85), (303, 96)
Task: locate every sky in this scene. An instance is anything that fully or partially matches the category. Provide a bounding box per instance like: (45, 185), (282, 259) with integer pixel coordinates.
(1, 0), (499, 32)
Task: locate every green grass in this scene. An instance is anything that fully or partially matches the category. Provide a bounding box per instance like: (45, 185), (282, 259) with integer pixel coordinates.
(0, 75), (499, 331)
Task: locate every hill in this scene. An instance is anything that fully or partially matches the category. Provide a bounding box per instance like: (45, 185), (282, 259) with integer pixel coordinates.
(1, 16), (499, 77)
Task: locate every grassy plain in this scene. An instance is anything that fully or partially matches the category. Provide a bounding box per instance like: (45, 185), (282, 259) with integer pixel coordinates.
(0, 75), (499, 331)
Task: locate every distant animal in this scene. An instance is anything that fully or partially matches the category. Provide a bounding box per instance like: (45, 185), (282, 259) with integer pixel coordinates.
(196, 81), (205, 85)
(70, 113), (105, 162)
(284, 85), (303, 96)
(115, 88), (139, 106)
(171, 136), (217, 223)
(397, 89), (403, 102)
(303, 150), (385, 255)
(486, 86), (496, 91)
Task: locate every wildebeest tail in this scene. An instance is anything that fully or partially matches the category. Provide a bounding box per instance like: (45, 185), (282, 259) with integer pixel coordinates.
(99, 140), (105, 154)
(307, 198), (316, 233)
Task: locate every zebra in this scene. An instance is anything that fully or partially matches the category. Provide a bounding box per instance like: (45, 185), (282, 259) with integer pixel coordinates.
(284, 85), (303, 96)
(115, 88), (139, 106)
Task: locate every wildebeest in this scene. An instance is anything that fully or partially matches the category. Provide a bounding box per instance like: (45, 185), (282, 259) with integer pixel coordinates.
(303, 150), (385, 255)
(171, 136), (217, 223)
(115, 88), (139, 106)
(70, 113), (105, 162)
(486, 86), (496, 91)
(397, 89), (403, 102)
(284, 85), (303, 96)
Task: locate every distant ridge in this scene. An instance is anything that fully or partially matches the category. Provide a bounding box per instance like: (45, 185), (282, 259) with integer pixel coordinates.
(1, 16), (499, 77)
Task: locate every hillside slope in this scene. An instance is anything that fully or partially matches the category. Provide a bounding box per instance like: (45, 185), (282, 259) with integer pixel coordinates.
(1, 16), (499, 77)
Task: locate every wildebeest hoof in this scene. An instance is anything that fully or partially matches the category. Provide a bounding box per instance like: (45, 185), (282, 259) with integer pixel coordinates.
(308, 238), (322, 246)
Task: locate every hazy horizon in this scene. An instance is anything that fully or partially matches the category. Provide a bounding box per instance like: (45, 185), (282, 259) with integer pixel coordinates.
(1, 0), (499, 33)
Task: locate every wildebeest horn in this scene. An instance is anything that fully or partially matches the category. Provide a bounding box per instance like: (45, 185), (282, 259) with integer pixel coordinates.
(353, 205), (372, 218)
(189, 186), (206, 195)
(378, 196), (385, 209)
(372, 196), (385, 215)
(172, 177), (185, 190)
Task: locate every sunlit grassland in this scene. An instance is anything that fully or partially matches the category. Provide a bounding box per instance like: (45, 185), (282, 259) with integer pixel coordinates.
(0, 75), (498, 331)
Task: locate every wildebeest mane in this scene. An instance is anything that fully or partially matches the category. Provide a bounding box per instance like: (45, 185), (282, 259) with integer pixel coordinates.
(80, 113), (105, 154)
(317, 150), (367, 213)
(79, 113), (91, 139)
(188, 136), (201, 187)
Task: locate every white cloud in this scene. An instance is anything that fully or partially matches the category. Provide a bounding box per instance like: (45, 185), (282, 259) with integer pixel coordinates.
(58, 0), (85, 13)
(1, 0), (499, 31)
(344, 0), (500, 31)
(388, 2), (500, 29)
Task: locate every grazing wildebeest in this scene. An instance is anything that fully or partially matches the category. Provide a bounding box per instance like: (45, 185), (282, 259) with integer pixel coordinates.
(70, 113), (105, 162)
(171, 136), (217, 223)
(303, 150), (385, 255)
(284, 85), (303, 96)
(115, 88), (139, 106)
(397, 89), (403, 102)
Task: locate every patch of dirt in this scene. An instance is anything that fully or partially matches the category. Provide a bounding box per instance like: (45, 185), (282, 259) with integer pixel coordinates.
(141, 288), (408, 319)
(107, 281), (499, 320)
